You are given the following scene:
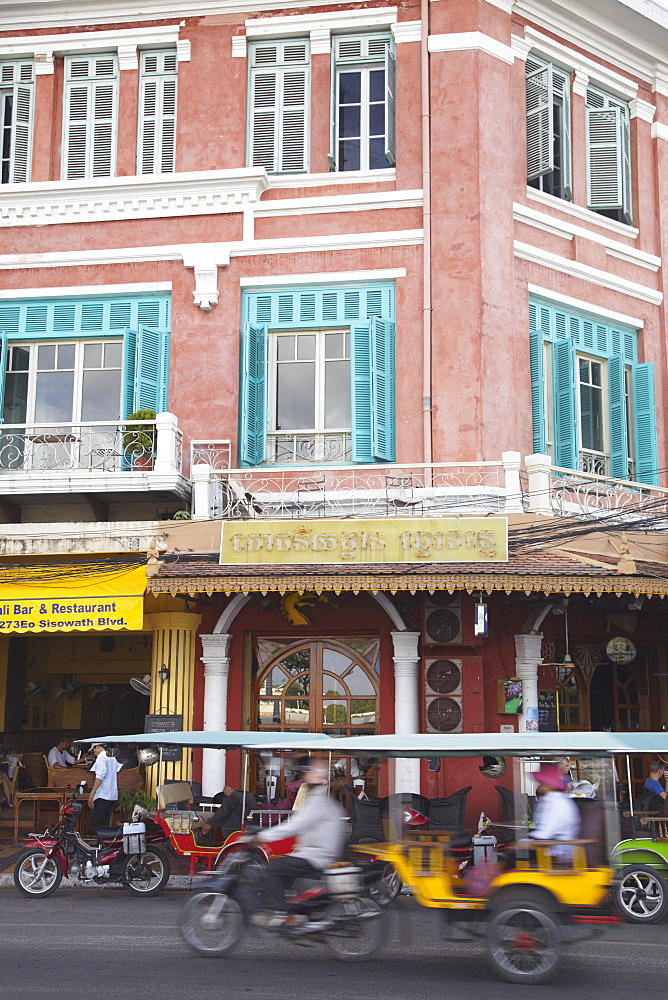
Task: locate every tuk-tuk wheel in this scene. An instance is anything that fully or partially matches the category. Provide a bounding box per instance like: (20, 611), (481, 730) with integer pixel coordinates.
(613, 864), (668, 924)
(486, 900), (561, 985)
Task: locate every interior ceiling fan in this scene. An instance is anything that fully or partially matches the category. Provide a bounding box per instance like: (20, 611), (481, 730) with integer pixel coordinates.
(25, 681), (49, 699)
(130, 674), (151, 698)
(55, 683), (81, 700)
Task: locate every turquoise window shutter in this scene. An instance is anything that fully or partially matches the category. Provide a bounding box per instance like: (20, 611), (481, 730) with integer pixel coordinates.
(240, 323), (268, 465)
(350, 322), (373, 462)
(608, 355), (629, 479)
(529, 329), (546, 454)
(633, 363), (658, 485)
(371, 316), (395, 461)
(134, 326), (169, 411)
(121, 328), (137, 418)
(0, 332), (8, 421)
(552, 338), (577, 469)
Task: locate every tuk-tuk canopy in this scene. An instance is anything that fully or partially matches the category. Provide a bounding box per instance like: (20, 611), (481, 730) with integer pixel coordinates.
(77, 729), (668, 757)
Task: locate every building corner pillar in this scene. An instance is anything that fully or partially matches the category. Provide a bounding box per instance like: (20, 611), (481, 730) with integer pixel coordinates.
(391, 631), (421, 793)
(514, 633), (543, 733)
(200, 633), (232, 795)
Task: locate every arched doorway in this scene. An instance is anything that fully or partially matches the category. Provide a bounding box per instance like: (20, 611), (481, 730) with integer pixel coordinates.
(252, 636), (380, 798)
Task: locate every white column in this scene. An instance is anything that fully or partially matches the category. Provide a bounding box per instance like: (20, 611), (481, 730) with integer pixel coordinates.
(515, 633), (543, 733)
(200, 633), (232, 795)
(392, 631), (421, 792)
(502, 450), (523, 514)
(154, 411), (179, 473)
(524, 453), (553, 516)
(191, 462), (213, 520)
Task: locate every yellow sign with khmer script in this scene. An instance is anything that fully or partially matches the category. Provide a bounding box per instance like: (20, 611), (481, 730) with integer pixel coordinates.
(220, 518), (508, 565)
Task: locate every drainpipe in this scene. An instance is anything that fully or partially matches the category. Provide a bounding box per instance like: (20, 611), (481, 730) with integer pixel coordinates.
(420, 0), (432, 465)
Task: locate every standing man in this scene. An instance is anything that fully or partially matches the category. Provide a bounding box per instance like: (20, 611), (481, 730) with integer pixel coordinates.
(88, 743), (120, 834)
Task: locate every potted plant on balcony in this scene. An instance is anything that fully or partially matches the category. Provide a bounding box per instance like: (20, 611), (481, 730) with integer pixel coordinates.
(122, 409), (157, 470)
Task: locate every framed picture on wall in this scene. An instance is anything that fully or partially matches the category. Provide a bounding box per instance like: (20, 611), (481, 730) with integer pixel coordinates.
(32, 707), (40, 728)
(43, 712), (53, 726)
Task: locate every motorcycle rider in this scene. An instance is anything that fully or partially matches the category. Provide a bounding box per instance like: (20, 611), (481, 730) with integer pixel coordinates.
(251, 757), (345, 926)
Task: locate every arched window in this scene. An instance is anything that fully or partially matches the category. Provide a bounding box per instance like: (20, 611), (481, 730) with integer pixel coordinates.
(556, 664), (587, 730)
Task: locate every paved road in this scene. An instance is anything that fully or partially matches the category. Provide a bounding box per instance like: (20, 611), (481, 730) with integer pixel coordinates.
(2, 887), (667, 1000)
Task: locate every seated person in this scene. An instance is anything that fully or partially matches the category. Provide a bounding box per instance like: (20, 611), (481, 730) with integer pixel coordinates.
(264, 757), (308, 813)
(197, 786), (258, 842)
(529, 765), (581, 864)
(47, 737), (76, 769)
(644, 761), (667, 803)
(114, 744), (138, 769)
(0, 734), (12, 807)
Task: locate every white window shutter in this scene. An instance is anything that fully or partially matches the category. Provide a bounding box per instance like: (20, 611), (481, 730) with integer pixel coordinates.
(64, 54), (117, 180)
(620, 110), (632, 224)
(384, 37), (396, 167)
(327, 47), (337, 171)
(250, 70), (278, 170)
(138, 50), (177, 175)
(91, 80), (115, 176)
(586, 106), (624, 212)
(9, 63), (34, 183)
(280, 68), (308, 171)
(249, 40), (309, 174)
(558, 71), (573, 201)
(526, 59), (554, 180)
(65, 83), (90, 179)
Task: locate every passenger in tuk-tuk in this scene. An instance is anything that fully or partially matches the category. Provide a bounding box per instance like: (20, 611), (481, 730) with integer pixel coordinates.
(530, 765), (581, 862)
(197, 787), (258, 842)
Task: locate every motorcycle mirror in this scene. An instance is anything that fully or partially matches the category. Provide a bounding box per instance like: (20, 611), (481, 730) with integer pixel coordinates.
(427, 757), (441, 772)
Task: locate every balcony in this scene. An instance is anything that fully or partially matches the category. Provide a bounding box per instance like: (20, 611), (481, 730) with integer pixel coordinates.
(0, 412), (189, 511)
(191, 454), (525, 521)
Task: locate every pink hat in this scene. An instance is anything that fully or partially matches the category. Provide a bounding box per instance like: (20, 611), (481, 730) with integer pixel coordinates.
(534, 765), (564, 790)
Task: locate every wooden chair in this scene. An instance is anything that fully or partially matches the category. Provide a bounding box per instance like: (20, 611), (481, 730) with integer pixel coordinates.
(8, 754), (23, 802)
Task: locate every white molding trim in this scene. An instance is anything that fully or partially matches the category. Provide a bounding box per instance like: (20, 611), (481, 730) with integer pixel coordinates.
(245, 7), (397, 38)
(514, 241), (663, 305)
(651, 121), (668, 142)
(0, 281), (172, 300)
(0, 25), (183, 63)
(0, 169), (269, 229)
(34, 51), (54, 75)
(231, 35), (247, 58)
(521, 26), (638, 100)
(235, 229), (424, 257)
(310, 28), (331, 55)
(484, 0), (514, 12)
(254, 189), (423, 217)
(239, 267), (407, 286)
(527, 284), (644, 329)
(630, 98), (656, 123)
(428, 31), (515, 65)
(176, 39), (191, 62)
(526, 188), (639, 240)
(392, 21), (422, 44)
(268, 168), (396, 188)
(118, 44), (138, 71)
(0, 469), (190, 500)
(572, 71), (589, 99)
(510, 35), (533, 62)
(514, 202), (661, 271)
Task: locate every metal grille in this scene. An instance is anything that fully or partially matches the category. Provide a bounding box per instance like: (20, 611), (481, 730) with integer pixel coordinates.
(426, 696), (462, 733)
(426, 659), (461, 695)
(425, 608), (461, 644)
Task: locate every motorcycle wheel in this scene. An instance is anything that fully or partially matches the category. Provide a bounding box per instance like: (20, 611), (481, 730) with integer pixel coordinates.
(123, 847), (170, 896)
(180, 892), (243, 956)
(13, 848), (63, 898)
(368, 863), (402, 906)
(322, 896), (386, 961)
(613, 864), (668, 924)
(486, 900), (561, 985)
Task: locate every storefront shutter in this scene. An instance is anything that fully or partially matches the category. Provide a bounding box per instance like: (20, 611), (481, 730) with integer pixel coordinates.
(608, 355), (629, 480)
(350, 322), (374, 462)
(526, 58), (554, 180)
(239, 323), (268, 465)
(586, 106), (624, 212)
(529, 328), (546, 454)
(371, 317), (395, 461)
(0, 331), (8, 421)
(384, 37), (396, 167)
(633, 363), (658, 486)
(552, 338), (577, 470)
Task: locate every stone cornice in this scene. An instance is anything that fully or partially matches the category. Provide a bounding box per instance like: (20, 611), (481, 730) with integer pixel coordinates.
(0, 169), (269, 228)
(0, 25), (187, 73)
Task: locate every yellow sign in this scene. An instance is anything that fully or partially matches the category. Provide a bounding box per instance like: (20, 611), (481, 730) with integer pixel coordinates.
(0, 563), (147, 633)
(220, 518), (508, 565)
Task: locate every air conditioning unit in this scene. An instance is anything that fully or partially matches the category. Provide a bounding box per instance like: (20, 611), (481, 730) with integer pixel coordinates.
(424, 657), (463, 734)
(424, 593), (462, 645)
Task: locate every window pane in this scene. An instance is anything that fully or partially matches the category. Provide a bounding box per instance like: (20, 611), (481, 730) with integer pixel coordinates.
(34, 371), (74, 422)
(322, 700), (347, 725)
(369, 137), (386, 170)
(340, 139), (360, 171)
(339, 72), (361, 104)
(369, 103), (385, 136)
(84, 343), (103, 369)
(351, 698), (376, 725)
(281, 649), (310, 675)
(340, 105), (361, 138)
(325, 333), (344, 359)
(261, 666), (289, 695)
(37, 345), (56, 370)
(285, 699), (309, 725)
(3, 372), (28, 423)
(277, 336), (294, 361)
(285, 676), (310, 697)
(104, 342), (122, 368)
(323, 648), (353, 675)
(57, 344), (75, 370)
(345, 664), (375, 696)
(9, 346), (29, 372)
(325, 360), (351, 428)
(296, 335), (316, 360)
(322, 676), (346, 697)
(258, 699), (281, 725)
(81, 369), (122, 421)
(369, 69), (385, 102)
(591, 361), (602, 387)
(277, 362), (315, 429)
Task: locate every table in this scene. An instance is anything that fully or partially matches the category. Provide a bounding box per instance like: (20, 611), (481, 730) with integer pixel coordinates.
(13, 789), (66, 842)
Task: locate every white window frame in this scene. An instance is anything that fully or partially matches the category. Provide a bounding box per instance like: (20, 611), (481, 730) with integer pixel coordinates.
(525, 54), (572, 201)
(137, 48), (178, 175)
(586, 83), (632, 225)
(267, 327), (352, 462)
(247, 38), (310, 175)
(330, 33), (394, 173)
(0, 60), (34, 184)
(62, 53), (118, 180)
(576, 353), (609, 475)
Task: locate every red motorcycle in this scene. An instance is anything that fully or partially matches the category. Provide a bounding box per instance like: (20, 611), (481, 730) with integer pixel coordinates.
(13, 786), (171, 898)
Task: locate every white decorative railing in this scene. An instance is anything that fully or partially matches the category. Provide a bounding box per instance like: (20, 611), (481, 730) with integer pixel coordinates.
(0, 413), (183, 475)
(190, 439), (232, 473)
(191, 453), (525, 521)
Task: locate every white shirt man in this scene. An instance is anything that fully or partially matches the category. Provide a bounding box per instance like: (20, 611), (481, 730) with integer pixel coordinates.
(88, 744), (121, 834)
(47, 741), (76, 768)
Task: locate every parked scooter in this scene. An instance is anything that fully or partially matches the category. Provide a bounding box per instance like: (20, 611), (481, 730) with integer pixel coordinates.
(180, 838), (386, 960)
(13, 784), (170, 897)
